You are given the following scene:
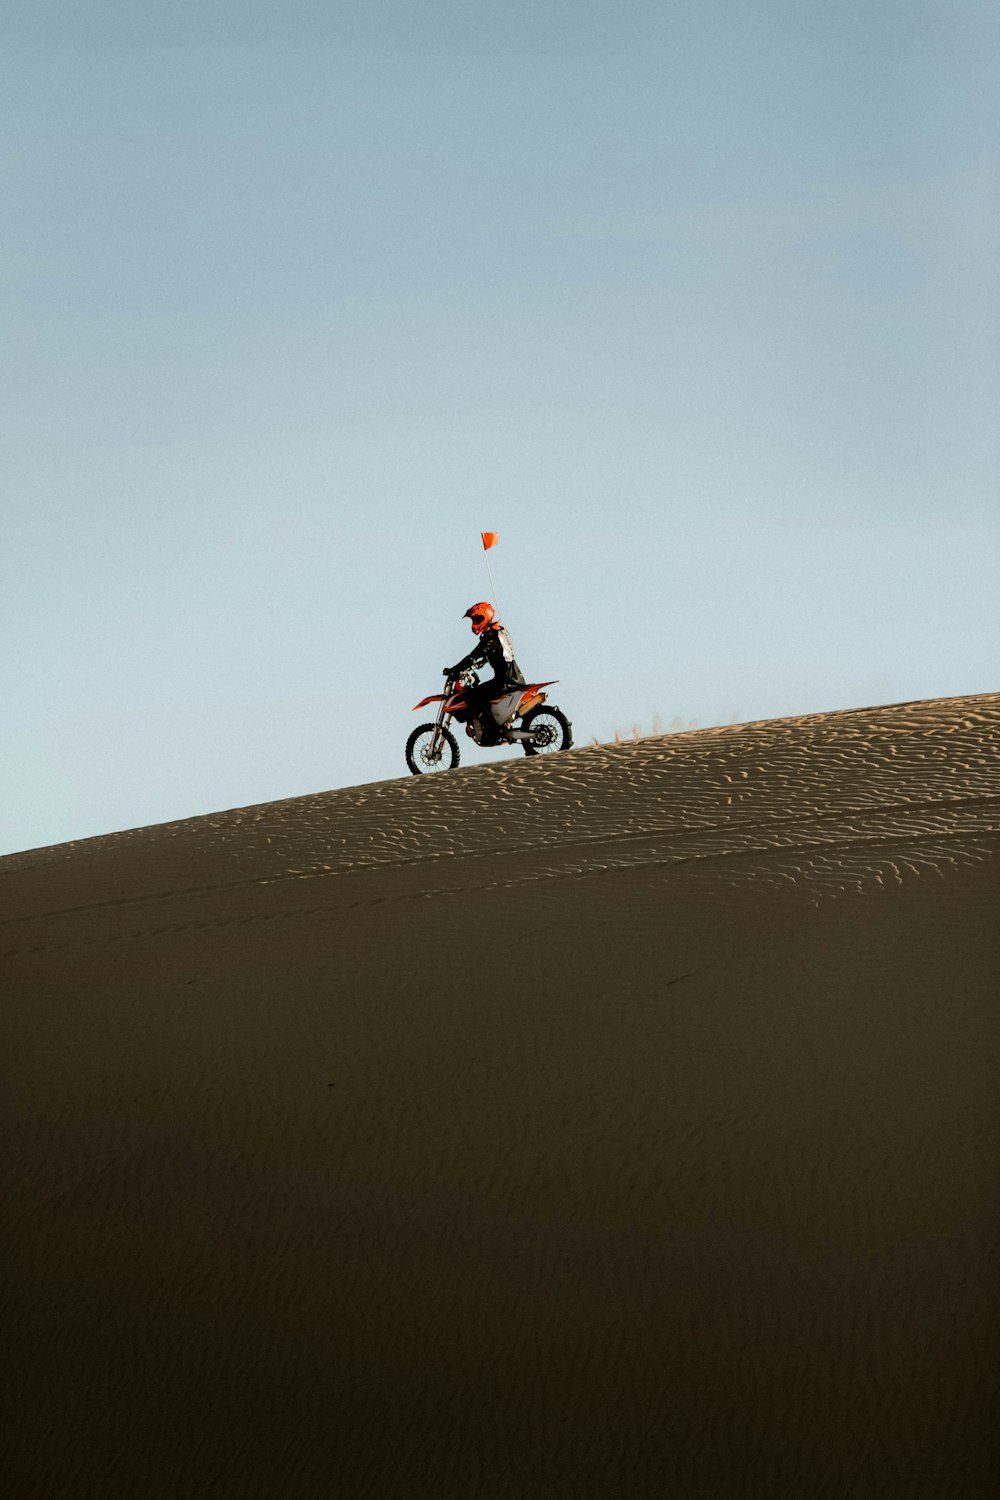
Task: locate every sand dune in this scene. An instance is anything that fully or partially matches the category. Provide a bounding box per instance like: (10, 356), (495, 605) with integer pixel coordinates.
(2, 694), (998, 1497)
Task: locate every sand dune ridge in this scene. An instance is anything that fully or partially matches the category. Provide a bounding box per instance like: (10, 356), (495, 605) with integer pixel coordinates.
(2, 693), (998, 1497)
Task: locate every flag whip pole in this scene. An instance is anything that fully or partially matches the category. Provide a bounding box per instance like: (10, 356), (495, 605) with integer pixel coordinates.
(481, 531), (503, 619)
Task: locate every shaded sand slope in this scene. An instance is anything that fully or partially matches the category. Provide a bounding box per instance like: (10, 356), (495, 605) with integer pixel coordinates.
(2, 694), (998, 1497)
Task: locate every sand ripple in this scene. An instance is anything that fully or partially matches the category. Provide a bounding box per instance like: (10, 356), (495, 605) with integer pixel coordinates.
(2, 695), (997, 953)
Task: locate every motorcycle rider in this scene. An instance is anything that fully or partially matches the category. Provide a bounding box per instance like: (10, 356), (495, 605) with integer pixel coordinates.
(444, 602), (525, 745)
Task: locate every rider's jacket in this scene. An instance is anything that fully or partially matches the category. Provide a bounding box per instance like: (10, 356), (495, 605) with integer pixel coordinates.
(450, 623), (525, 688)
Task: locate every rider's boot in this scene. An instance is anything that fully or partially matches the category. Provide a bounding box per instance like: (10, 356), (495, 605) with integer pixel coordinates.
(478, 708), (499, 746)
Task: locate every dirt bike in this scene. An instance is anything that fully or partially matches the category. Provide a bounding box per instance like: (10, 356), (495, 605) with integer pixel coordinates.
(406, 670), (573, 774)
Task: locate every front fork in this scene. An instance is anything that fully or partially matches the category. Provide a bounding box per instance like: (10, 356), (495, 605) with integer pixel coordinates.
(429, 687), (452, 761)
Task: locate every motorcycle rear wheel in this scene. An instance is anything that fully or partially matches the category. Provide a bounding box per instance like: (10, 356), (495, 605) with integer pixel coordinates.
(406, 723), (459, 774)
(521, 705), (573, 756)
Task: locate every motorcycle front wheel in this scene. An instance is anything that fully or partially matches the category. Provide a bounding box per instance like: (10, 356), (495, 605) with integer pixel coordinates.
(521, 705), (573, 756)
(406, 723), (460, 774)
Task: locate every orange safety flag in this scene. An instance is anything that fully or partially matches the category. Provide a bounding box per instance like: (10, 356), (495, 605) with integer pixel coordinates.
(481, 531), (499, 550)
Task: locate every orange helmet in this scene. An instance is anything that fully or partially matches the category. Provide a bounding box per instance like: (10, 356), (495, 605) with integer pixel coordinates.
(464, 601), (495, 635)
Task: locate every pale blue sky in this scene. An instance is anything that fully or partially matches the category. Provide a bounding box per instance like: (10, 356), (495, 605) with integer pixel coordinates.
(3, 2), (998, 854)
